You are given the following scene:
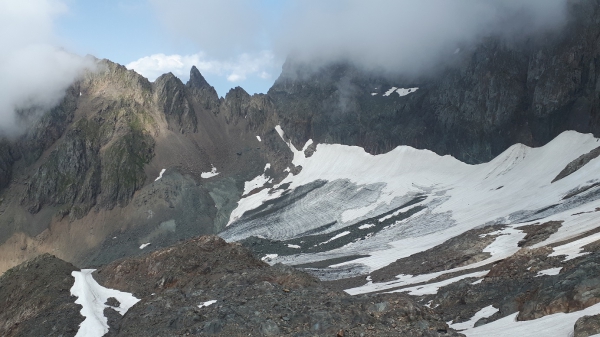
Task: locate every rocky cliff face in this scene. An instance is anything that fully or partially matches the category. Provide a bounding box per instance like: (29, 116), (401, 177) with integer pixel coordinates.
(0, 58), (286, 273)
(0, 254), (83, 337)
(269, 0), (600, 164)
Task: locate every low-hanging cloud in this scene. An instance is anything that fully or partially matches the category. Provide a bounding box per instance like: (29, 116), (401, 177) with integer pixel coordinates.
(0, 0), (94, 136)
(150, 0), (569, 82)
(275, 0), (569, 75)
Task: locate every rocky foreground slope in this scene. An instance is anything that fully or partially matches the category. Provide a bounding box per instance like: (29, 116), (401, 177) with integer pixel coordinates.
(0, 236), (461, 337)
(2, 234), (600, 336)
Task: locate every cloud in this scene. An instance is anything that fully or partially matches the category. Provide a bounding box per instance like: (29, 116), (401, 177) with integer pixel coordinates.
(0, 0), (93, 136)
(149, 0), (266, 57)
(126, 50), (276, 84)
(274, 0), (569, 75)
(149, 0), (569, 81)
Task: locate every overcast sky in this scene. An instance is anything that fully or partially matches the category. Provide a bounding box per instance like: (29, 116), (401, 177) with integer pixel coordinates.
(0, 0), (570, 134)
(53, 0), (569, 96)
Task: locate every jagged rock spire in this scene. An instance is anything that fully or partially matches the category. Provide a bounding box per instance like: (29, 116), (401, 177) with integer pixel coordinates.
(186, 65), (211, 89)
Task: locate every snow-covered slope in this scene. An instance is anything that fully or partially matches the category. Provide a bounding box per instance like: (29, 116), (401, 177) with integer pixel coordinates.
(221, 128), (600, 335)
(222, 128), (600, 280)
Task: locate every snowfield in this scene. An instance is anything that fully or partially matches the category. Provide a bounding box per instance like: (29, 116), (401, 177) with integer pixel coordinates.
(70, 269), (140, 337)
(221, 126), (600, 335)
(224, 129), (600, 273)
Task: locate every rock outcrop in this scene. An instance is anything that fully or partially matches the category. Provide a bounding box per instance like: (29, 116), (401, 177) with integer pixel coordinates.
(269, 0), (600, 164)
(0, 254), (83, 337)
(93, 235), (462, 336)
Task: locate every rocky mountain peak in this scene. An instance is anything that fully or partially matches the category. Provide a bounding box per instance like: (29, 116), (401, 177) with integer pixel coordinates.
(186, 65), (211, 90)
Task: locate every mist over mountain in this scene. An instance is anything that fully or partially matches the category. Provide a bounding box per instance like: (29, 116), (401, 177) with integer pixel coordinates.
(150, 0), (569, 79)
(0, 1), (94, 136)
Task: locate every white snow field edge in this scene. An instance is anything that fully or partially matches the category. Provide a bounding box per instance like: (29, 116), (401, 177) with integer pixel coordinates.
(70, 269), (140, 337)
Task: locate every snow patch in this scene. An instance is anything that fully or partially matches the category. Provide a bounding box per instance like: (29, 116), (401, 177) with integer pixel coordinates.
(320, 231), (351, 245)
(256, 135), (261, 142)
(287, 244), (301, 249)
(262, 254), (278, 262)
(450, 305), (499, 331)
(70, 269), (140, 337)
(139, 243), (151, 249)
(395, 87), (419, 97)
(359, 224), (376, 230)
(383, 87), (397, 96)
(201, 165), (219, 178)
(390, 271), (488, 296)
(463, 302), (600, 337)
(536, 267), (562, 277)
(243, 173), (273, 196)
(548, 232), (600, 261)
(154, 168), (166, 181)
(198, 300), (217, 308)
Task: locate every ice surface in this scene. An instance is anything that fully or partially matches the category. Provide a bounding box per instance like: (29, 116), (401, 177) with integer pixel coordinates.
(201, 165), (219, 178)
(225, 128), (600, 293)
(154, 168), (166, 181)
(71, 269), (140, 337)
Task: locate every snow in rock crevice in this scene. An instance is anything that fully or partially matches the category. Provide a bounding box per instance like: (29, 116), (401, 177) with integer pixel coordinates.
(154, 168), (166, 181)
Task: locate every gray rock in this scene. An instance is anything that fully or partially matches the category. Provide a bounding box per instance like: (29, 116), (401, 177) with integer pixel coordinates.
(574, 314), (600, 337)
(260, 320), (280, 336)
